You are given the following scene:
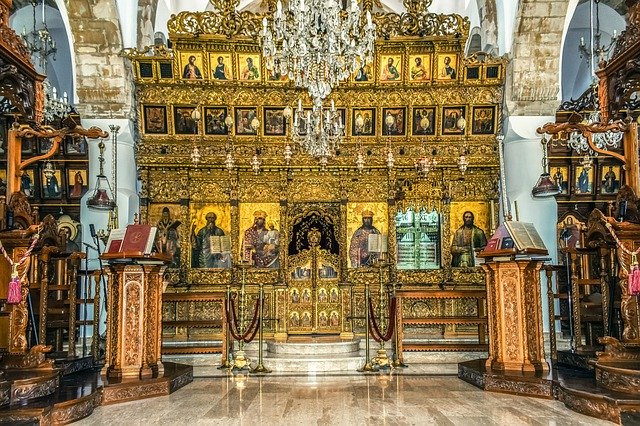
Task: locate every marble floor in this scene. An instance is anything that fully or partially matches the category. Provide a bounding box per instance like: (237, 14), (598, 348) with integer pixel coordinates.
(77, 373), (612, 425)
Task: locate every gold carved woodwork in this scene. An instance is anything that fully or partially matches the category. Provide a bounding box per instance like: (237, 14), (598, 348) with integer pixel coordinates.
(162, 1), (465, 41)
(128, 2), (506, 343)
(482, 259), (549, 373)
(587, 209), (640, 343)
(103, 262), (166, 379)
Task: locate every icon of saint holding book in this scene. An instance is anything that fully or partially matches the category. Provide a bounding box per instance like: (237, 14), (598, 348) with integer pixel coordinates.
(192, 212), (230, 268)
(348, 210), (381, 267)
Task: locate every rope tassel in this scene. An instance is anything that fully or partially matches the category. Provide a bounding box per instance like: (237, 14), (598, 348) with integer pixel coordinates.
(630, 254), (640, 296)
(0, 232), (39, 305)
(7, 265), (22, 304)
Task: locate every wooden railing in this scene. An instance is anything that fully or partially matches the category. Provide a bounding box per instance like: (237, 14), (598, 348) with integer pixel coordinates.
(161, 292), (227, 362)
(396, 289), (488, 363)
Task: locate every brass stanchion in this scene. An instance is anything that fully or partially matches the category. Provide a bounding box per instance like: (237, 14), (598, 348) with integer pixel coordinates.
(232, 262), (251, 373)
(372, 261), (390, 370)
(358, 281), (376, 372)
(218, 283), (232, 369)
(390, 279), (407, 368)
(250, 281), (271, 374)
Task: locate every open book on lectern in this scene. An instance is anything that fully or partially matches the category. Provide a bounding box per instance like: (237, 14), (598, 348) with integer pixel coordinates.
(481, 221), (548, 256)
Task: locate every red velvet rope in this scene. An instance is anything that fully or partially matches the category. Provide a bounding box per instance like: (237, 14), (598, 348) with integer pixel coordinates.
(368, 296), (396, 342)
(226, 294), (261, 343)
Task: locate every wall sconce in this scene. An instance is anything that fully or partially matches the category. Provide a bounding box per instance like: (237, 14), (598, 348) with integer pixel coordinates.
(457, 154), (469, 175)
(224, 114), (235, 171)
(190, 146), (201, 167)
(386, 147), (395, 169)
(284, 143), (293, 165)
(355, 150), (365, 173)
(225, 152), (235, 172)
(251, 150), (261, 174)
(190, 107), (202, 167)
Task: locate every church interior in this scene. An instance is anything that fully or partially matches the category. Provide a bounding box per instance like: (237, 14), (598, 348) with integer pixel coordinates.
(0, 0), (639, 424)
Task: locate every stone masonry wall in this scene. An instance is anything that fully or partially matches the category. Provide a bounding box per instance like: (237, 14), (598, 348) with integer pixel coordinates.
(64, 0), (133, 118)
(506, 0), (569, 117)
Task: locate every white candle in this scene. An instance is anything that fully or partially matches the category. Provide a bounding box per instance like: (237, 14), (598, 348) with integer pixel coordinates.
(613, 29), (617, 38)
(262, 17), (267, 35)
(580, 36), (585, 46)
(298, 99), (302, 112)
(277, 0), (282, 15)
(331, 99), (335, 110)
(299, 0), (304, 11)
(366, 11), (372, 28)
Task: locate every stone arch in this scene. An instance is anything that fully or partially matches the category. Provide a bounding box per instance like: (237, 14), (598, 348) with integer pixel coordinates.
(507, 0), (573, 116)
(64, 0), (133, 118)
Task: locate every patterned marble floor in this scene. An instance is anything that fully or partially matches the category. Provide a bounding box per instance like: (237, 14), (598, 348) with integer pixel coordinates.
(77, 373), (612, 425)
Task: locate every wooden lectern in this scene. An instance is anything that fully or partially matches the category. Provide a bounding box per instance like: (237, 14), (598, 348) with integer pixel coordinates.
(482, 259), (549, 373)
(101, 252), (170, 379)
(479, 221), (550, 373)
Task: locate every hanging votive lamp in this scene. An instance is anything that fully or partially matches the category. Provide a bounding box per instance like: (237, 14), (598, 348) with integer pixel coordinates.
(87, 140), (117, 210)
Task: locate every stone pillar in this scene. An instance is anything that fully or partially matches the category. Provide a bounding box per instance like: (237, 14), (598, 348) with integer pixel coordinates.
(483, 259), (549, 373)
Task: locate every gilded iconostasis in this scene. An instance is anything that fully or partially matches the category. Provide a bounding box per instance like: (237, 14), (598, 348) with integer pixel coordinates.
(126, 0), (505, 338)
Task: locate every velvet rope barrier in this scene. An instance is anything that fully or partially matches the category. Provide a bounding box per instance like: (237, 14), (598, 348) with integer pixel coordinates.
(228, 295), (260, 343)
(226, 294), (261, 343)
(367, 296), (397, 343)
(228, 295), (259, 343)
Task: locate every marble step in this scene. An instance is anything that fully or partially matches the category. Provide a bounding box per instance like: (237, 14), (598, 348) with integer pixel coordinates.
(259, 355), (364, 373)
(243, 339), (368, 373)
(266, 340), (360, 356)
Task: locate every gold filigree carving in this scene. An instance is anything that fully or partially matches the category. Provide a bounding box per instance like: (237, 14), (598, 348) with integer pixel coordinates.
(124, 281), (142, 366)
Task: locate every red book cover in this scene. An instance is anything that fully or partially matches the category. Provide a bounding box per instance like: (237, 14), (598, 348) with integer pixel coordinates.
(120, 224), (153, 253)
(105, 228), (126, 254)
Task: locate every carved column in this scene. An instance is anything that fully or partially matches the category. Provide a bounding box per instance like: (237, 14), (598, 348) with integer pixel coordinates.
(102, 259), (167, 379)
(482, 259), (548, 373)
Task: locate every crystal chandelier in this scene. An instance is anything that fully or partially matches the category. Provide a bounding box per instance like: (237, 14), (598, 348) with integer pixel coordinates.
(262, 0), (375, 102)
(284, 100), (344, 158)
(42, 81), (72, 123)
(20, 0), (57, 72)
